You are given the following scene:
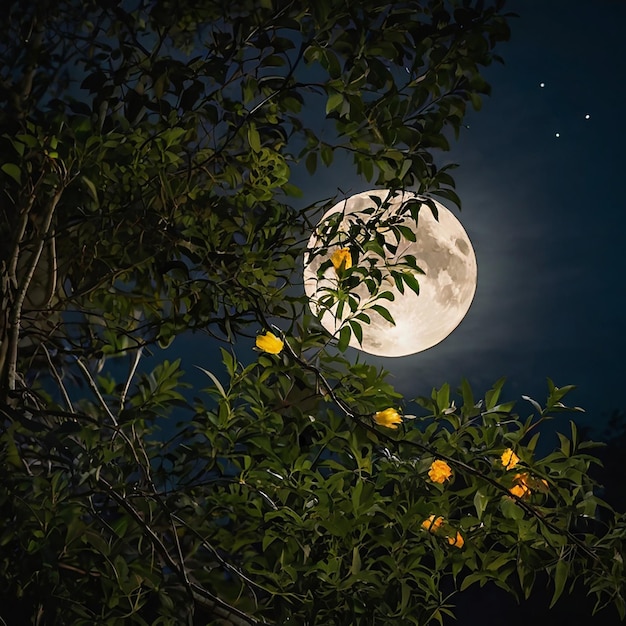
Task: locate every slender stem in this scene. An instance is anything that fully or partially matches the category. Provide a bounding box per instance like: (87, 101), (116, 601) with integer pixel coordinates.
(119, 346), (143, 416)
(169, 512), (272, 596)
(97, 477), (272, 626)
(73, 356), (118, 426)
(41, 344), (73, 412)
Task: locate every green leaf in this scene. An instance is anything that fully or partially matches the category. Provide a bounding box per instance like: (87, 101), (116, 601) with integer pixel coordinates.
(460, 379), (474, 411)
(377, 291), (395, 301)
(362, 158), (373, 181)
(402, 272), (420, 296)
(431, 187), (462, 210)
(484, 400), (516, 415)
(1, 163), (21, 184)
(550, 559), (569, 608)
(392, 272), (405, 294)
(473, 490), (489, 519)
(248, 126), (261, 152)
(396, 224), (416, 242)
(8, 137), (25, 156)
(348, 320), (363, 346)
(326, 92), (343, 115)
(485, 377), (506, 410)
(435, 383), (450, 411)
(352, 480), (363, 514)
(305, 151), (317, 175)
(282, 182), (303, 197)
(499, 495), (523, 520)
(370, 304), (395, 325)
(337, 325), (351, 352)
(350, 545), (361, 576)
(81, 175), (99, 205)
(469, 91), (482, 111)
(195, 366), (227, 398)
(261, 54), (285, 67)
(521, 394), (543, 415)
(460, 572), (485, 592)
(321, 143), (333, 167)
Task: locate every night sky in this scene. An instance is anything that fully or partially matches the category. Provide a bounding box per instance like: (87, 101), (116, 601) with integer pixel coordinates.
(373, 0), (626, 437)
(164, 0), (626, 442)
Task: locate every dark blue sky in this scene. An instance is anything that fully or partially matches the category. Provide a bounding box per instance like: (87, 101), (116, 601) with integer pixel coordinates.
(372, 0), (626, 435)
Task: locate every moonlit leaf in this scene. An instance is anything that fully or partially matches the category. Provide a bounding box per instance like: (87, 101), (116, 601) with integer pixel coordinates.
(402, 272), (420, 296)
(396, 224), (417, 242)
(393, 272), (405, 294)
(349, 320), (363, 345)
(337, 325), (351, 351)
(370, 304), (395, 325)
(377, 291), (395, 301)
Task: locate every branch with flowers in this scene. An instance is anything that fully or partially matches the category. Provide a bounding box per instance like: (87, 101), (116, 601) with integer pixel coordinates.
(248, 321), (625, 619)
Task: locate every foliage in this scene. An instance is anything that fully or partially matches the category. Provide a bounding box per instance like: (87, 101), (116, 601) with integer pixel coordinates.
(1, 0), (625, 624)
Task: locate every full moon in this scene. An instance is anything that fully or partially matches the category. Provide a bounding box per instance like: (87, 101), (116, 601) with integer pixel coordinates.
(303, 190), (477, 357)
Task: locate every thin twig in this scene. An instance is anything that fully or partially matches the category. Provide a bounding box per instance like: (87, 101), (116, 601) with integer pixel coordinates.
(119, 346), (143, 416)
(41, 344), (73, 412)
(73, 357), (118, 426)
(97, 478), (272, 626)
(42, 231), (58, 309)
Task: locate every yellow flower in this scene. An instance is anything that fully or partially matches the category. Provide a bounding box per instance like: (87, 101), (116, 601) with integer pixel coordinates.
(509, 485), (530, 498)
(447, 532), (464, 549)
(373, 408), (402, 429)
(509, 472), (548, 498)
(255, 331), (284, 354)
(509, 472), (531, 498)
(422, 516), (464, 549)
(501, 448), (520, 470)
(330, 247), (352, 274)
(428, 459), (452, 484)
(421, 515), (445, 533)
(509, 484), (528, 498)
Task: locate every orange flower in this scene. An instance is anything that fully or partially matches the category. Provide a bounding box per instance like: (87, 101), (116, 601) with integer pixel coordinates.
(428, 459), (452, 484)
(422, 516), (464, 549)
(421, 515), (445, 533)
(501, 448), (520, 470)
(509, 484), (527, 498)
(447, 532), (464, 549)
(509, 472), (549, 498)
(255, 331), (284, 354)
(330, 247), (352, 274)
(509, 473), (531, 498)
(373, 408), (402, 429)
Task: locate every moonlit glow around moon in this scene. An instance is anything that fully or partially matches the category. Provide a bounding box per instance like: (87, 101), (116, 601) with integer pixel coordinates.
(303, 190), (478, 357)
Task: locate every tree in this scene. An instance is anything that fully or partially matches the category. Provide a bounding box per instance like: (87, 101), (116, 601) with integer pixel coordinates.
(0, 0), (624, 624)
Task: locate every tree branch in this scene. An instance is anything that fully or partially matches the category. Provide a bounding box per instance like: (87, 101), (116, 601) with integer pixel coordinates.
(272, 323), (608, 570)
(3, 184), (64, 392)
(97, 477), (273, 626)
